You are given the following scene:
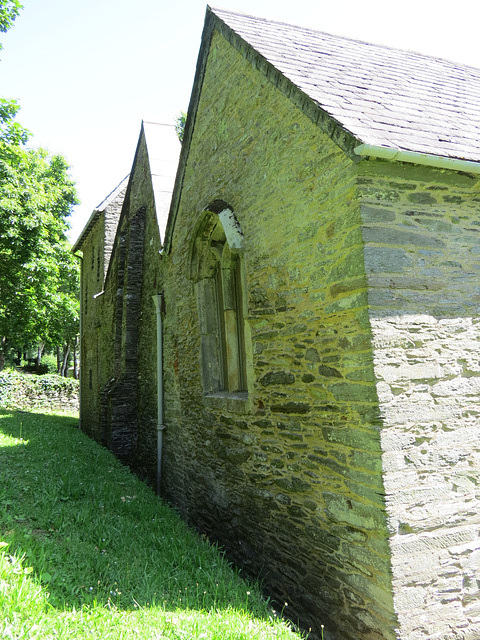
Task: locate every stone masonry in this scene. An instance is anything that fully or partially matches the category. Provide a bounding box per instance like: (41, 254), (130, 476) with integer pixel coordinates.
(359, 160), (480, 640)
(76, 181), (126, 437)
(160, 30), (396, 640)
(100, 206), (146, 459)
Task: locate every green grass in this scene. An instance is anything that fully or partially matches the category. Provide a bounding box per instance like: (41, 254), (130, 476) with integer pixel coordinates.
(0, 408), (305, 639)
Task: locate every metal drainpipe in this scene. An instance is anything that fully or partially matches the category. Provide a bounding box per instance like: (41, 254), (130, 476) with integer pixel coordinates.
(152, 293), (165, 495)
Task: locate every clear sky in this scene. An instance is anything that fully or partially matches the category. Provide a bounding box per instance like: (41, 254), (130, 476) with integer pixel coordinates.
(1, 0), (479, 243)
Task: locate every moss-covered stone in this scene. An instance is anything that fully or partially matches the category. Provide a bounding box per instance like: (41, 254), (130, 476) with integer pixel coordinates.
(318, 365), (343, 378)
(259, 371), (295, 386)
(270, 401), (311, 414)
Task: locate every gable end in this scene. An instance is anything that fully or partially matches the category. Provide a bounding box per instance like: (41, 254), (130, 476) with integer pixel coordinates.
(209, 8), (359, 157)
(162, 6), (359, 254)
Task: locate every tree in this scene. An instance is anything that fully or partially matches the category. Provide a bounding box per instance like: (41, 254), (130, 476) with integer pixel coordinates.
(44, 246), (80, 376)
(0, 1), (79, 374)
(174, 111), (187, 143)
(0, 0), (21, 48)
(0, 108), (79, 371)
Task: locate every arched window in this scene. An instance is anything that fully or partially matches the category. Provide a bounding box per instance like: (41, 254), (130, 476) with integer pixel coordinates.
(190, 201), (248, 395)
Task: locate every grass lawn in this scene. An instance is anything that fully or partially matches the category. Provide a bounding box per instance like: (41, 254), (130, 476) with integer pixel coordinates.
(0, 408), (305, 639)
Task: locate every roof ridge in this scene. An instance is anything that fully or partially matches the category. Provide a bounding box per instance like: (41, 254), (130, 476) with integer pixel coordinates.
(95, 174), (129, 211)
(142, 121), (176, 127)
(209, 5), (480, 73)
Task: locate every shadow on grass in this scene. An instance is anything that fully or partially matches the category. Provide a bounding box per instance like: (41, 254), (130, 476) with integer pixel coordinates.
(0, 409), (271, 619)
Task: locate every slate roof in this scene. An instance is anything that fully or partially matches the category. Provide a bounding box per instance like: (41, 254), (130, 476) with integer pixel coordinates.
(95, 175), (130, 212)
(72, 175), (129, 253)
(142, 122), (181, 243)
(73, 123), (180, 252)
(211, 7), (480, 163)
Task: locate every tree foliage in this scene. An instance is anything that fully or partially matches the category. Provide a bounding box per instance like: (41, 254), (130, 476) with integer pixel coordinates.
(0, 98), (29, 144)
(174, 111), (187, 143)
(0, 1), (80, 373)
(0, 119), (79, 369)
(0, 0), (21, 48)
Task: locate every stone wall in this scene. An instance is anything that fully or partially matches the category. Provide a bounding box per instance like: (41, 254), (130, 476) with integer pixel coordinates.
(79, 185), (125, 439)
(76, 25), (480, 640)
(92, 135), (162, 476)
(0, 372), (79, 413)
(161, 31), (396, 640)
(359, 159), (480, 639)
(80, 214), (105, 436)
(125, 137), (162, 478)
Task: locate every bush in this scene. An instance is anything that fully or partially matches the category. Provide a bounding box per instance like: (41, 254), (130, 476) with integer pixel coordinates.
(38, 354), (58, 374)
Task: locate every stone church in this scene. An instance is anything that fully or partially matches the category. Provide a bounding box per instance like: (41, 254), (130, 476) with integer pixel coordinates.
(73, 7), (480, 640)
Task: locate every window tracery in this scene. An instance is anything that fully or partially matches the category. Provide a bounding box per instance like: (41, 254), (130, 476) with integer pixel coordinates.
(190, 203), (248, 395)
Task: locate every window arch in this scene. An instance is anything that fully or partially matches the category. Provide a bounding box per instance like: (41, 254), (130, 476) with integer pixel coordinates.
(190, 201), (247, 395)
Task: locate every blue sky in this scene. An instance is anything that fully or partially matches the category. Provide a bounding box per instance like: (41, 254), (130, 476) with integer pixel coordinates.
(1, 0), (479, 242)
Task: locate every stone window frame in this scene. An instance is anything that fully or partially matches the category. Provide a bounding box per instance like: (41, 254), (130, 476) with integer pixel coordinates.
(190, 200), (251, 411)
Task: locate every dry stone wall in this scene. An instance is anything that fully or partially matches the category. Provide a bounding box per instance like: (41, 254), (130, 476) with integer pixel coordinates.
(0, 372), (78, 413)
(360, 160), (480, 639)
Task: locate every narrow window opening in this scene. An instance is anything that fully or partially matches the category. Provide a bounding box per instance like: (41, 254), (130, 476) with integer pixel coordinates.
(192, 208), (248, 396)
(214, 261), (227, 390)
(233, 256), (247, 391)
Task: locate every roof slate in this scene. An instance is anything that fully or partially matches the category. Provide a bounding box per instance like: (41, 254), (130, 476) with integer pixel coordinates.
(72, 175), (129, 253)
(143, 122), (181, 244)
(211, 7), (480, 163)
